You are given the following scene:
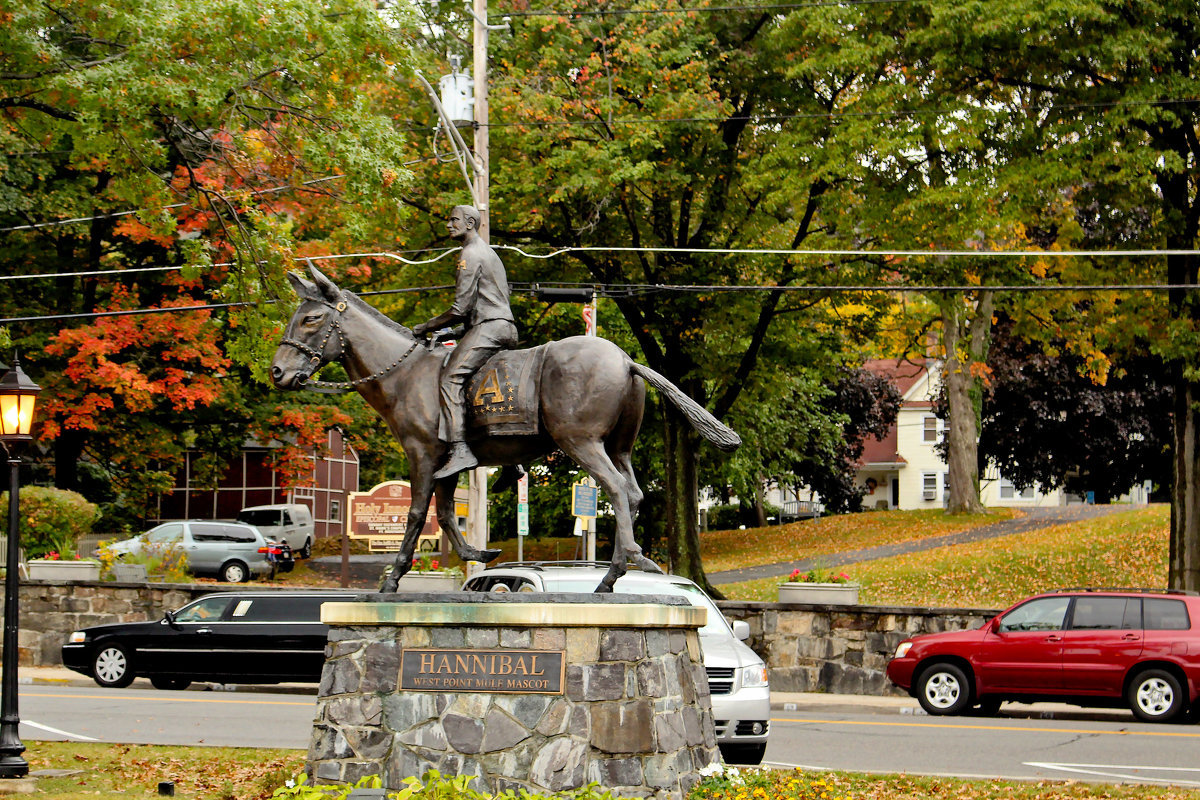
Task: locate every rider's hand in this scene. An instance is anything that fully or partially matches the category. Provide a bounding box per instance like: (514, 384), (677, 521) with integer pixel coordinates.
(412, 322), (429, 338)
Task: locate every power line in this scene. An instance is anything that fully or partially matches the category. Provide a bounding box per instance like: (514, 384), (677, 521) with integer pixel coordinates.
(0, 243), (1193, 286)
(498, 0), (912, 17)
(2, 279), (1194, 326)
(488, 98), (1200, 129)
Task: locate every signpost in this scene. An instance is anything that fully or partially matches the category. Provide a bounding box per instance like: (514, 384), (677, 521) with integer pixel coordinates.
(572, 477), (598, 561)
(516, 473), (529, 561)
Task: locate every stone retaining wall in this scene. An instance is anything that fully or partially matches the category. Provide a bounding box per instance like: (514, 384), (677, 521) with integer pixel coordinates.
(717, 600), (1000, 696)
(8, 580), (1000, 698)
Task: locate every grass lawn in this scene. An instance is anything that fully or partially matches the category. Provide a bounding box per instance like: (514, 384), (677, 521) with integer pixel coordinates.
(717, 504), (1170, 609)
(697, 508), (1018, 574)
(22, 742), (1200, 799)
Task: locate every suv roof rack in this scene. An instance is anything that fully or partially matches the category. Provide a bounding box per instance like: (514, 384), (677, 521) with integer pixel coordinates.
(1051, 587), (1199, 596)
(485, 560), (648, 571)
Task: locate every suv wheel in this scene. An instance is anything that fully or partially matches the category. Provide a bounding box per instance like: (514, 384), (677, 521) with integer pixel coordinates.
(1128, 668), (1185, 722)
(916, 662), (972, 715)
(220, 560), (249, 583)
(93, 643), (135, 688)
(299, 538), (312, 559)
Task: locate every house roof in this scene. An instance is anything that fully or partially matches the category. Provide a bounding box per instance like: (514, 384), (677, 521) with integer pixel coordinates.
(855, 358), (931, 468)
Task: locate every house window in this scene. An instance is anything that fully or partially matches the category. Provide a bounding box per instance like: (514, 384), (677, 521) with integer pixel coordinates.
(923, 473), (938, 501)
(329, 499), (341, 521)
(943, 472), (951, 501)
(999, 478), (1035, 500)
(923, 416), (940, 443)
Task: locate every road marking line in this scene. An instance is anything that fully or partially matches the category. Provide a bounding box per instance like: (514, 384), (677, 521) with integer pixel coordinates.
(773, 717), (1200, 738)
(27, 691), (313, 707)
(1025, 762), (1200, 786)
(22, 720), (99, 741)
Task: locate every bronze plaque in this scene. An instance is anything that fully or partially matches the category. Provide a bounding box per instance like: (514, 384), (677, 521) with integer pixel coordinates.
(400, 649), (565, 694)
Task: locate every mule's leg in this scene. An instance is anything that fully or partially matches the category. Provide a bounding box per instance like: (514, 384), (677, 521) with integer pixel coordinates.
(380, 467), (439, 592)
(608, 444), (661, 574)
(559, 438), (650, 591)
(434, 476), (502, 564)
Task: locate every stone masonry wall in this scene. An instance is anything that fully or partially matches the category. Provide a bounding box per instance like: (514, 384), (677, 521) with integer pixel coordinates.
(9, 580), (1000, 699)
(718, 600), (1000, 696)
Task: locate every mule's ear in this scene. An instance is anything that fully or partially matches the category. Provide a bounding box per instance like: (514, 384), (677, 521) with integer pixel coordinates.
(309, 265), (342, 303)
(287, 271), (319, 300)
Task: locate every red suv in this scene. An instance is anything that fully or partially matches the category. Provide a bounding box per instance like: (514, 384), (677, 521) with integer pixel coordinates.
(886, 588), (1200, 722)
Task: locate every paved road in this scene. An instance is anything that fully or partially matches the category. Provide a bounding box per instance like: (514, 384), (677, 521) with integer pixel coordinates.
(22, 678), (1200, 788)
(708, 505), (1129, 585)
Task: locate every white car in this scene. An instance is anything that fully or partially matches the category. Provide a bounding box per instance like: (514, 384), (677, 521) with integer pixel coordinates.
(461, 561), (770, 764)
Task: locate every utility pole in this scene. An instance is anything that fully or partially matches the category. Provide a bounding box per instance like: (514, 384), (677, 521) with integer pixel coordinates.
(465, 0), (507, 574)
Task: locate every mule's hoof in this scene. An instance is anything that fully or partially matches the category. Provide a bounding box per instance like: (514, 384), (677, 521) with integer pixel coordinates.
(593, 582), (614, 593)
(380, 577), (399, 593)
(631, 553), (663, 574)
(479, 548), (502, 563)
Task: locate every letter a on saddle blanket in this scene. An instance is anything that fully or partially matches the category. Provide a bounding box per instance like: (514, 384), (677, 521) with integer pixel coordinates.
(465, 346), (548, 436)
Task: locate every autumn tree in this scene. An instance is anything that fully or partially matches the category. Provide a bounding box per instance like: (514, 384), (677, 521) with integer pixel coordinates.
(1, 0), (418, 522)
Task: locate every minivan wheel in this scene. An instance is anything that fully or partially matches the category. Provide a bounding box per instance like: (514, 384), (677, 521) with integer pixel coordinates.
(1128, 669), (1185, 722)
(916, 662), (972, 715)
(150, 676), (191, 691)
(220, 560), (249, 583)
(299, 538), (312, 559)
(93, 643), (135, 688)
(719, 742), (766, 765)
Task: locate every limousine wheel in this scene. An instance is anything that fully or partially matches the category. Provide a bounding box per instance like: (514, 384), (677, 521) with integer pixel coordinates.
(1128, 668), (1184, 722)
(150, 676), (192, 691)
(93, 643), (135, 688)
(220, 560), (249, 583)
(916, 662), (971, 715)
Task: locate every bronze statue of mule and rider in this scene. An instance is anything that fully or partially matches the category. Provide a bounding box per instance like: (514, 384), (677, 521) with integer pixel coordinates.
(270, 242), (739, 594)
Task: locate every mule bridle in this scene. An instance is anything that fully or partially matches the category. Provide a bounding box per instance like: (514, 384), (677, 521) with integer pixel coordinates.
(279, 293), (420, 395)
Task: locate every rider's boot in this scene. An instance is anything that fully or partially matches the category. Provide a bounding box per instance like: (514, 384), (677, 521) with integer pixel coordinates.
(434, 441), (479, 480)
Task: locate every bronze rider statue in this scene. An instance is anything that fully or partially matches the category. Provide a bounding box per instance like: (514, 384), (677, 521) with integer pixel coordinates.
(412, 205), (519, 480)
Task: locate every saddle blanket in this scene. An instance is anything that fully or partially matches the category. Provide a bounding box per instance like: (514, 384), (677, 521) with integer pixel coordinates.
(465, 345), (547, 437)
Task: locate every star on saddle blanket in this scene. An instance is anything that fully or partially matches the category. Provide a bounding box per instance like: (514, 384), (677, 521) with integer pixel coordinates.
(464, 346), (548, 437)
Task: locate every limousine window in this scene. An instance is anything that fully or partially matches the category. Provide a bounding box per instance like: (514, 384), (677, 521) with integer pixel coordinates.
(230, 595), (332, 622)
(175, 596), (232, 622)
(1145, 598), (1190, 630)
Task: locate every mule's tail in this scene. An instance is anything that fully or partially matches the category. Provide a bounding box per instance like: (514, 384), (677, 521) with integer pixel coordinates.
(630, 362), (741, 452)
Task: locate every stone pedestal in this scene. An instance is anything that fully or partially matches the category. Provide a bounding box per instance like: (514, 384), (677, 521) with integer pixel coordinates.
(309, 593), (718, 799)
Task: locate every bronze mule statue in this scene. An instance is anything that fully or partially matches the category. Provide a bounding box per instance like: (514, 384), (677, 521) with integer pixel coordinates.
(270, 266), (740, 592)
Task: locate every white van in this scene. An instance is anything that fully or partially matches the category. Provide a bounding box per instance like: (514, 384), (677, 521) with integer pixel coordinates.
(236, 504), (315, 557)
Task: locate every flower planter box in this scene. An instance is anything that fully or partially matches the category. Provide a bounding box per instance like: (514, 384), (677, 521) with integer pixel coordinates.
(27, 560), (101, 582)
(395, 571), (460, 592)
(778, 582), (860, 605)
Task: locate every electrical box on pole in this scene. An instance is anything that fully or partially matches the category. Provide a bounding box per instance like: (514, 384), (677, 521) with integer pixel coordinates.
(438, 70), (474, 127)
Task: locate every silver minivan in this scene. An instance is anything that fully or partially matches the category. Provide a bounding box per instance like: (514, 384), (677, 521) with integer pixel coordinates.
(236, 504), (315, 557)
(461, 562), (771, 764)
(100, 521), (280, 582)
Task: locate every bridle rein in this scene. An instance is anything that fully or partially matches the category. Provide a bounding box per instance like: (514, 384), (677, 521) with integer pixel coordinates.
(278, 292), (420, 395)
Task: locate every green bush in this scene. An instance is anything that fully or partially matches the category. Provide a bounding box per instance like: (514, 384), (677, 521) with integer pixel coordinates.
(95, 540), (189, 582)
(0, 486), (101, 559)
(690, 763), (857, 800)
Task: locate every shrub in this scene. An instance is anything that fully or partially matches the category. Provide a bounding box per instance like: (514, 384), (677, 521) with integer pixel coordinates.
(0, 486), (101, 559)
(690, 764), (857, 800)
(95, 540), (190, 582)
(272, 771), (629, 800)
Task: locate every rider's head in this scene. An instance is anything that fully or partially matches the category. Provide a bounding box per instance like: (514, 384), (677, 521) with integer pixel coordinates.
(449, 205), (481, 239)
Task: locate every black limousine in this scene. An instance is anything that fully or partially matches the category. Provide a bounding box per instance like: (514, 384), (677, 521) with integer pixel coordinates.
(62, 591), (357, 689)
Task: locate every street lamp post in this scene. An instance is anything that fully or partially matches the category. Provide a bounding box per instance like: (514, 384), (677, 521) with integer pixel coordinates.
(0, 359), (41, 779)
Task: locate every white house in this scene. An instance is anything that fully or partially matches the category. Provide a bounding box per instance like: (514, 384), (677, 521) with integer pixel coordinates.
(854, 358), (1151, 510)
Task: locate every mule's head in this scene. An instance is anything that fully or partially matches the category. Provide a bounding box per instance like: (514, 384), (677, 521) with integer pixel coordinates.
(270, 266), (347, 390)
